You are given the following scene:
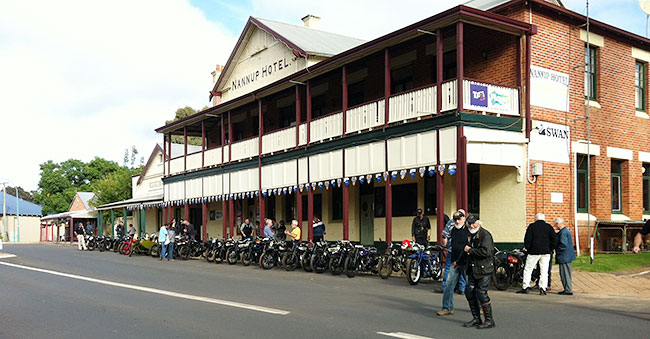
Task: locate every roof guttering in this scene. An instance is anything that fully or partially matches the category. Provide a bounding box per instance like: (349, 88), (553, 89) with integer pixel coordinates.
(157, 5), (535, 134)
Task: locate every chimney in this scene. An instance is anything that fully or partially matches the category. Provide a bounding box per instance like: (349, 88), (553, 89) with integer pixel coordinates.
(211, 64), (224, 107)
(301, 14), (320, 29)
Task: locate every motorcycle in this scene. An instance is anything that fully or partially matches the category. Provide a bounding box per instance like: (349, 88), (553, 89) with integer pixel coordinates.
(259, 239), (287, 270)
(377, 240), (410, 279)
(344, 244), (380, 278)
(282, 240), (307, 271)
(242, 237), (267, 266)
(85, 233), (97, 251)
(300, 240), (316, 272)
(309, 240), (333, 274)
(405, 243), (443, 285)
(225, 238), (249, 265)
(95, 235), (109, 252)
(328, 240), (354, 276)
(493, 247), (539, 291)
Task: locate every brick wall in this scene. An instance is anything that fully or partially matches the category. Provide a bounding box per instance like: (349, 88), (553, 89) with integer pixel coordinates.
(494, 4), (650, 252)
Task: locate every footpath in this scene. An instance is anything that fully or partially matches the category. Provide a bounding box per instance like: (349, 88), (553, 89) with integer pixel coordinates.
(549, 269), (650, 298)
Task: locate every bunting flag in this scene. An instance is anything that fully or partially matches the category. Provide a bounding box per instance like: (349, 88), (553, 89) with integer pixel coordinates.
(448, 164), (457, 175)
(351, 176), (357, 186)
(317, 182), (323, 190)
(299, 184), (304, 192)
(343, 177), (350, 187)
(359, 176), (365, 184)
(428, 166), (436, 176)
(400, 169), (407, 179)
(365, 174), (372, 183)
(419, 167), (426, 177)
(324, 181), (330, 190)
(337, 178), (342, 188)
(262, 190), (267, 197)
(383, 171), (389, 182)
(410, 169), (416, 178)
(391, 171), (398, 180)
(311, 182), (317, 190)
(376, 173), (382, 182)
(438, 164), (445, 176)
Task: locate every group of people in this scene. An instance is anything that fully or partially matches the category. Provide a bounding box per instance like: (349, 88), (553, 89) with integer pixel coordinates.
(156, 218), (198, 261)
(240, 216), (323, 242)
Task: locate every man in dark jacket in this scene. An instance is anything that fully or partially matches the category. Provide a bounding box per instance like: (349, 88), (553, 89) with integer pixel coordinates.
(312, 217), (325, 243)
(457, 215), (495, 329)
(553, 217), (576, 295)
(517, 213), (557, 295)
(411, 208), (430, 245)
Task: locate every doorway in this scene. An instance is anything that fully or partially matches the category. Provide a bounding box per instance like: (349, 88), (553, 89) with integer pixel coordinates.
(360, 194), (374, 245)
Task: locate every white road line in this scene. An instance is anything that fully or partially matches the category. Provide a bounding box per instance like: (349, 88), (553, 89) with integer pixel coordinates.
(630, 270), (650, 277)
(0, 261), (289, 315)
(0, 254), (16, 259)
(377, 332), (434, 339)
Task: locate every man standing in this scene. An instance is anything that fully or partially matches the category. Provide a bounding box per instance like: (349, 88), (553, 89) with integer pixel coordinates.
(285, 220), (301, 241)
(437, 209), (467, 294)
(411, 208), (430, 245)
(554, 218), (575, 295)
(437, 211), (469, 316)
(517, 213), (557, 295)
(312, 217), (326, 243)
(74, 222), (88, 251)
(128, 224), (136, 238)
(158, 223), (168, 261)
(632, 219), (650, 253)
(458, 216), (495, 329)
(263, 219), (275, 239)
(240, 218), (253, 240)
(185, 220), (196, 240)
(86, 222), (94, 236)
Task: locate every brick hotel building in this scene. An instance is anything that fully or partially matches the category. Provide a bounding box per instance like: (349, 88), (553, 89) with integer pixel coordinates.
(151, 0), (650, 252)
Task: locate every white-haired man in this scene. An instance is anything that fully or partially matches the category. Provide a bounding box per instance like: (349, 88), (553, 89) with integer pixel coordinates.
(517, 213), (557, 295)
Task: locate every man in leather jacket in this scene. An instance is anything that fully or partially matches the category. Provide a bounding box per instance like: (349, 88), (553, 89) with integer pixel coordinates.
(456, 215), (495, 329)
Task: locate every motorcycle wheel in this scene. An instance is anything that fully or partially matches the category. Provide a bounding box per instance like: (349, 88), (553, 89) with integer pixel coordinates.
(241, 251), (252, 266)
(214, 250), (224, 264)
(226, 248), (238, 265)
(344, 256), (355, 278)
(301, 253), (313, 272)
(150, 244), (160, 258)
(329, 256), (344, 276)
(87, 241), (95, 251)
(259, 252), (274, 270)
(206, 249), (217, 263)
(98, 241), (105, 252)
(406, 258), (421, 285)
(179, 246), (190, 260)
(282, 253), (299, 271)
(113, 242), (120, 253)
(493, 263), (511, 291)
(378, 255), (392, 279)
(310, 254), (326, 274)
(118, 243), (125, 254)
(125, 245), (133, 256)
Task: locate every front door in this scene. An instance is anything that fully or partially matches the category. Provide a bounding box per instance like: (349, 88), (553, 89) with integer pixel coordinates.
(360, 195), (374, 245)
(189, 207), (202, 241)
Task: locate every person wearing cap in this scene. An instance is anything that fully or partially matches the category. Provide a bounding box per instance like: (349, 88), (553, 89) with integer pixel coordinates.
(411, 208), (431, 246)
(437, 210), (470, 316)
(436, 209), (468, 294)
(516, 213), (557, 295)
(312, 217), (326, 243)
(457, 215), (495, 329)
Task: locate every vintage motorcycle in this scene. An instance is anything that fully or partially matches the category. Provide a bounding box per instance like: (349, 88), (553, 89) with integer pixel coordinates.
(405, 243), (444, 285)
(344, 244), (380, 278)
(493, 247), (540, 290)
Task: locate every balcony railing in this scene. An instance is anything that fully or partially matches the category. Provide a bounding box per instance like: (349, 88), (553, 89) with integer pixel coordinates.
(169, 157), (184, 175)
(262, 126), (297, 154)
(204, 147), (222, 167)
(310, 112), (343, 143)
(186, 152), (202, 171)
(346, 100), (385, 133)
(441, 79), (458, 112)
(389, 86), (436, 123)
(298, 123), (307, 146)
(462, 79), (519, 116)
(230, 136), (259, 162)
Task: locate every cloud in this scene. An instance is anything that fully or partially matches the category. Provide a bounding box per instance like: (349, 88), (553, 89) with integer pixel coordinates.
(0, 0), (236, 191)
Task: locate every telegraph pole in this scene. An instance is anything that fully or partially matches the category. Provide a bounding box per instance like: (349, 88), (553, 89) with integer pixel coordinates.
(2, 183), (6, 241)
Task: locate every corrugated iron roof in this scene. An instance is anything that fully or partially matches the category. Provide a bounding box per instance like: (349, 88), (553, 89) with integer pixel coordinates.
(0, 193), (42, 216)
(253, 17), (366, 57)
(76, 192), (96, 210)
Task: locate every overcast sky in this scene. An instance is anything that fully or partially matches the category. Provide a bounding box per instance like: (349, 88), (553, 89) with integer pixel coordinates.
(0, 0), (647, 192)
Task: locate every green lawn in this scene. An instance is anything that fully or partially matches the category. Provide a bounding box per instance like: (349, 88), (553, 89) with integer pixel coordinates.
(572, 253), (650, 273)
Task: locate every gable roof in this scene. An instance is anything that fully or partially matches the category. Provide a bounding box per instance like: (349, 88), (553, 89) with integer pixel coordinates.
(0, 194), (42, 216)
(76, 192), (96, 210)
(211, 16), (365, 99)
(136, 144), (164, 185)
(464, 0), (564, 10)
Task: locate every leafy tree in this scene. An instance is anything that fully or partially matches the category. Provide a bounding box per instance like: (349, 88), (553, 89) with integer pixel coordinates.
(4, 186), (34, 202)
(165, 106), (206, 146)
(91, 167), (137, 207)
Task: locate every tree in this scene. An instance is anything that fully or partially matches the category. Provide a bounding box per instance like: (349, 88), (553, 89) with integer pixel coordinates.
(165, 106), (204, 146)
(91, 167), (137, 207)
(4, 186), (34, 202)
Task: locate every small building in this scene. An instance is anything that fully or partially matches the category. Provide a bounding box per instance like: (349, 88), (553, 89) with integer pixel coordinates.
(0, 193), (43, 243)
(40, 192), (97, 243)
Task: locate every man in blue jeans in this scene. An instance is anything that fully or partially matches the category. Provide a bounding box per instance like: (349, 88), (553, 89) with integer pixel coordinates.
(158, 223), (169, 261)
(436, 210), (467, 294)
(437, 211), (469, 316)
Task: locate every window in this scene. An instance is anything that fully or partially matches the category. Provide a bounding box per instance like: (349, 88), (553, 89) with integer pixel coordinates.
(265, 195), (276, 220)
(331, 186), (343, 221)
(468, 164), (480, 215)
(585, 45), (597, 100)
(424, 175), (437, 216)
(374, 184), (418, 218)
(636, 62), (646, 111)
(643, 164), (650, 214)
(611, 160), (622, 213)
(301, 194), (322, 221)
(577, 155), (589, 213)
(285, 194), (295, 221)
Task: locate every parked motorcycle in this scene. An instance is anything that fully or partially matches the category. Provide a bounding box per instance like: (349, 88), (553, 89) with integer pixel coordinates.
(493, 247), (539, 291)
(405, 243), (443, 285)
(328, 240), (354, 276)
(282, 240), (307, 271)
(85, 233), (97, 251)
(259, 239), (287, 270)
(377, 240), (410, 279)
(242, 237), (267, 266)
(310, 240), (333, 274)
(344, 244), (380, 278)
(226, 239), (249, 265)
(300, 240), (316, 272)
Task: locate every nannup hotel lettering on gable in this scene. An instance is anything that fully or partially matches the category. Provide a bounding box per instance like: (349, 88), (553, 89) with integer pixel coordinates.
(230, 57), (294, 92)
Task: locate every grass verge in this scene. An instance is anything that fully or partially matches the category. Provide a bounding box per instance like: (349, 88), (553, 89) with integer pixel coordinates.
(573, 253), (650, 273)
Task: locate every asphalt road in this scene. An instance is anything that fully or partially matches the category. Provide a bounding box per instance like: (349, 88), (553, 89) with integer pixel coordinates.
(0, 244), (648, 339)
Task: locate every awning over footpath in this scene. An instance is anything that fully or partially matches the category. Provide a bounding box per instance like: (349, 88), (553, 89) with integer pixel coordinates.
(40, 209), (97, 221)
(95, 194), (163, 211)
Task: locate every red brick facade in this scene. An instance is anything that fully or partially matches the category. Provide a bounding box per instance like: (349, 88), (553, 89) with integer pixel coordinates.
(496, 3), (650, 251)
